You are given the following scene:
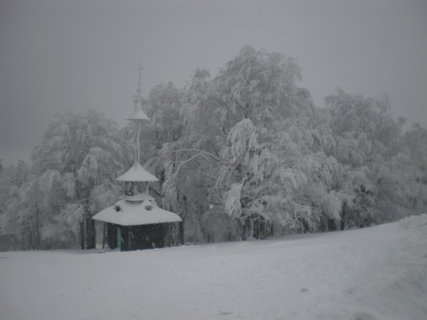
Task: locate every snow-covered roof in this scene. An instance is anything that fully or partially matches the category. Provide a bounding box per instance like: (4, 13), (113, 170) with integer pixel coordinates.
(127, 107), (150, 121)
(116, 163), (159, 182)
(92, 198), (182, 226)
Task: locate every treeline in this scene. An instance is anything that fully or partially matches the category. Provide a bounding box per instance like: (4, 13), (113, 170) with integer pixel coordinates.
(1, 46), (426, 250)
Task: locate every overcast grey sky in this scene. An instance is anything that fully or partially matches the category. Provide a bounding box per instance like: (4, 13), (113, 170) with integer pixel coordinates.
(1, 0), (426, 165)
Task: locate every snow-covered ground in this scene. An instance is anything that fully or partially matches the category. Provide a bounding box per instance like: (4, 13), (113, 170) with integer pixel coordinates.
(1, 215), (426, 320)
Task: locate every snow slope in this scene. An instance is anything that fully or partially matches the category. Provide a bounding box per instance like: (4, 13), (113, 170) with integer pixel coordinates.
(1, 215), (426, 320)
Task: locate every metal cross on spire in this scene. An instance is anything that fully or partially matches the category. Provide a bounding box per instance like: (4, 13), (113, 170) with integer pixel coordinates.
(130, 63), (149, 166)
(129, 63), (149, 121)
(136, 63), (143, 98)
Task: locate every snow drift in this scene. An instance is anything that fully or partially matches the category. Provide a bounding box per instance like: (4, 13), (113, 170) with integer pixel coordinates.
(1, 214), (426, 320)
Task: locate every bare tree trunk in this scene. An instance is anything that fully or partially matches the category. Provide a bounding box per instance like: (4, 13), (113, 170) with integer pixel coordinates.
(80, 218), (86, 249)
(85, 215), (96, 249)
(340, 201), (347, 231)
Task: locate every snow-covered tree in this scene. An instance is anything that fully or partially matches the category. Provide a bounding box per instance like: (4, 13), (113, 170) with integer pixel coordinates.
(0, 110), (130, 249)
(2, 46), (426, 250)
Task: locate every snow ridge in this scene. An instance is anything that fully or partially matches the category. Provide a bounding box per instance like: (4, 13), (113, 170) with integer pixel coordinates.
(1, 214), (426, 320)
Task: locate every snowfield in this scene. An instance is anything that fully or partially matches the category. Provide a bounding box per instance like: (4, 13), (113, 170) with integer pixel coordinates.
(1, 215), (426, 320)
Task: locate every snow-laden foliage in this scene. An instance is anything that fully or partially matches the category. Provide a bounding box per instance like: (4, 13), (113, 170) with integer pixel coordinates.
(1, 46), (426, 249)
(222, 118), (258, 168)
(224, 183), (243, 218)
(0, 110), (131, 249)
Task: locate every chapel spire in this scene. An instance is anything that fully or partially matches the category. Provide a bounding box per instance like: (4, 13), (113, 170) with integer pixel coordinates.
(92, 64), (181, 251)
(128, 63), (150, 166)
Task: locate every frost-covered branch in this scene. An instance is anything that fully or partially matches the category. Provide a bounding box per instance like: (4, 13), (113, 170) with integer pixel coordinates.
(172, 148), (223, 163)
(172, 150), (224, 178)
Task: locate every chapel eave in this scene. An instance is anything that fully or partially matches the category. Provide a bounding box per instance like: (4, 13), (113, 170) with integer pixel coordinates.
(92, 199), (182, 226)
(116, 163), (159, 182)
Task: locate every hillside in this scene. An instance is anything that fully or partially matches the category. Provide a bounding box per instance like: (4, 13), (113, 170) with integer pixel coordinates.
(1, 215), (426, 320)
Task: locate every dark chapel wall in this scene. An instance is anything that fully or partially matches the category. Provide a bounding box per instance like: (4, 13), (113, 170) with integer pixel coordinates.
(106, 223), (178, 251)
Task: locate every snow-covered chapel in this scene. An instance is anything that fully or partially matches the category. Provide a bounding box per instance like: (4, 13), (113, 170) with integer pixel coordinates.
(92, 65), (182, 251)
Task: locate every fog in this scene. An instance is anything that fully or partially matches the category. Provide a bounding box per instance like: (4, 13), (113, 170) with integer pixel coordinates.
(1, 0), (426, 165)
